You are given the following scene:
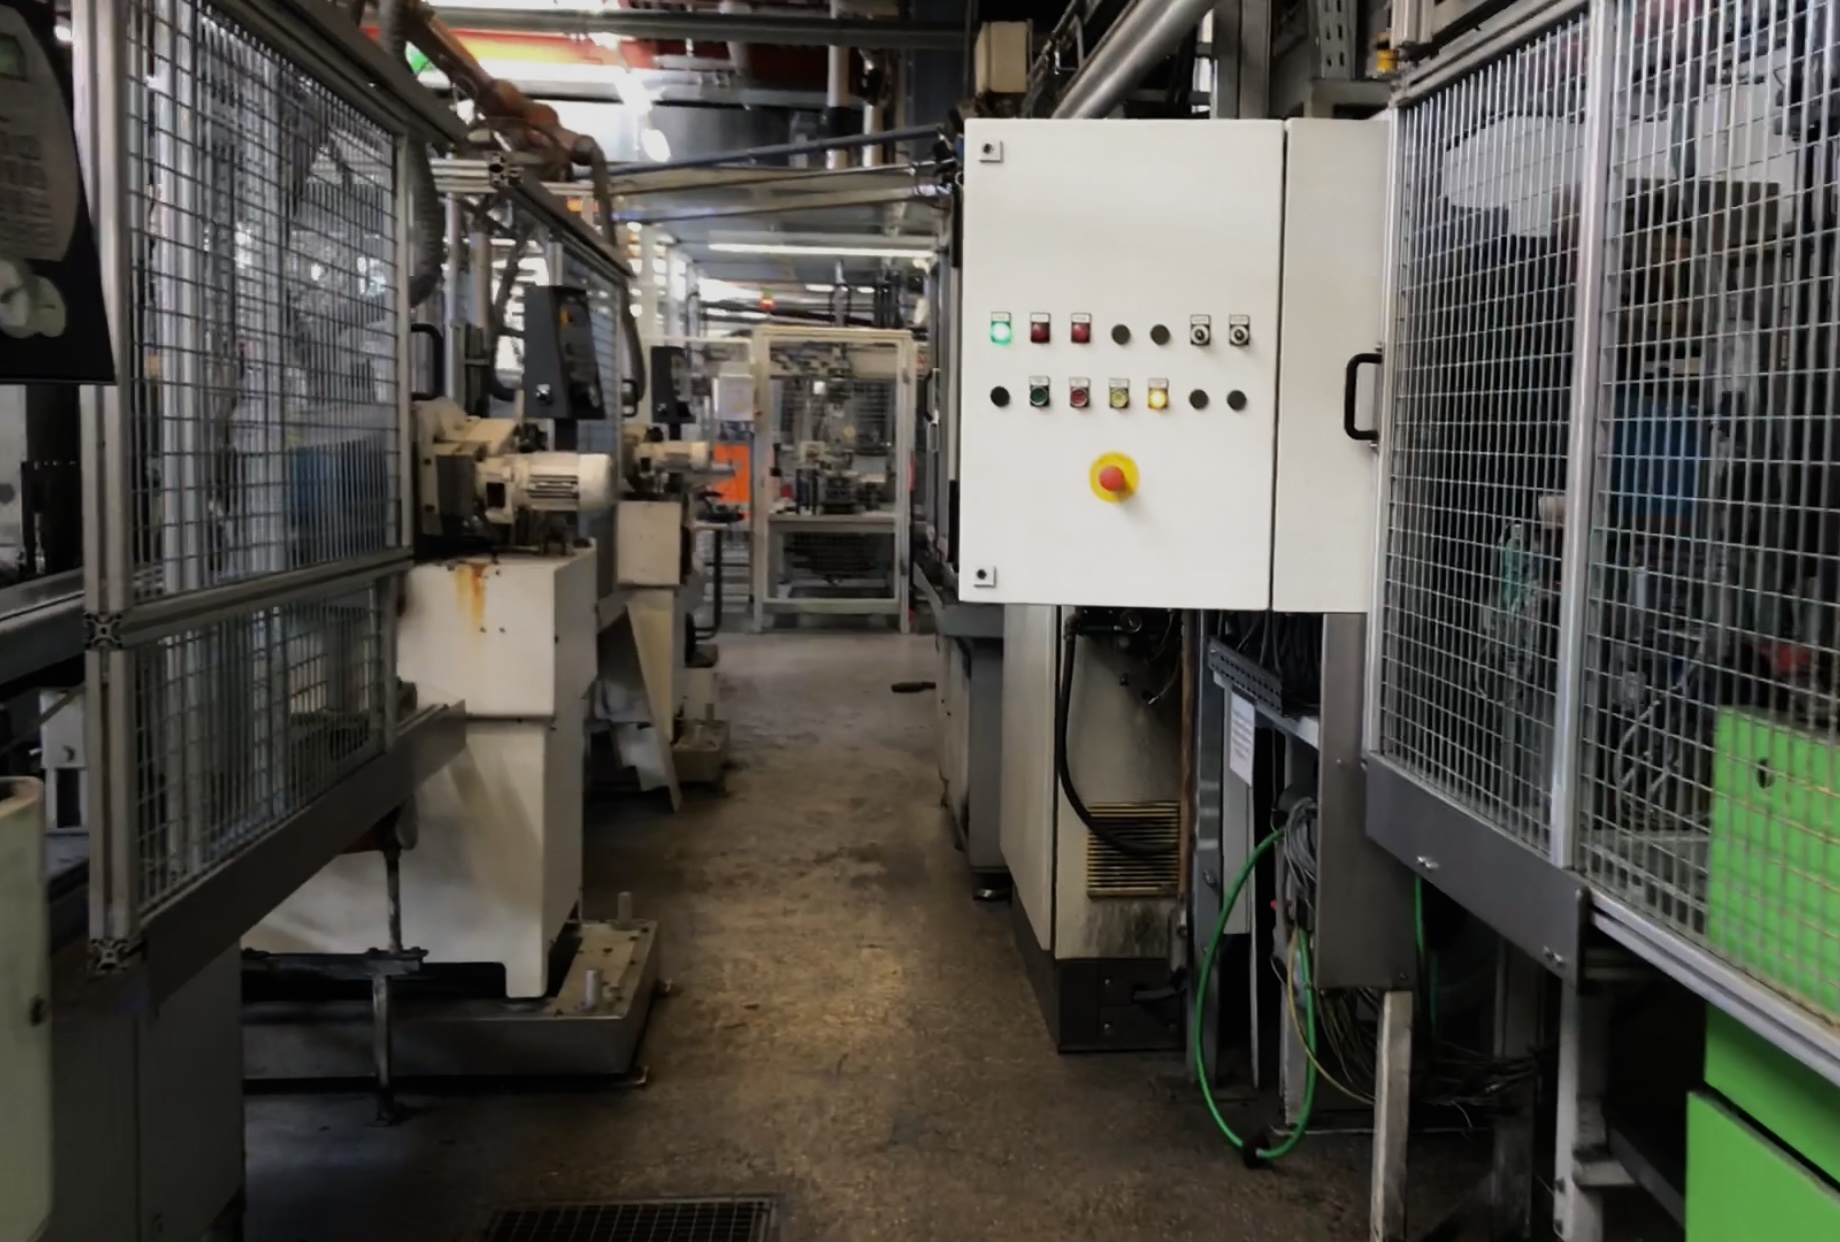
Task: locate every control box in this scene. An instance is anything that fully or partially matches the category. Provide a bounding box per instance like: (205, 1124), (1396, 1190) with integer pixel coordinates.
(523, 284), (608, 420)
(957, 118), (1387, 611)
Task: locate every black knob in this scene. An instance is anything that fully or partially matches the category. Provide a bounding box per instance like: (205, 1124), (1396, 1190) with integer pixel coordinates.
(1226, 390), (1248, 411)
(1150, 324), (1171, 345)
(992, 385), (1011, 407)
(1190, 389), (1209, 409)
(1111, 323), (1131, 345)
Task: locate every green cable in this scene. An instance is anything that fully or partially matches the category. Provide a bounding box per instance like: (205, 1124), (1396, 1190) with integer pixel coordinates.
(1191, 826), (1318, 1163)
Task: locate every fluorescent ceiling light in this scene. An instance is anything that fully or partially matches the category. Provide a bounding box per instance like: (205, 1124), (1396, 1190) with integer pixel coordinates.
(709, 242), (931, 259)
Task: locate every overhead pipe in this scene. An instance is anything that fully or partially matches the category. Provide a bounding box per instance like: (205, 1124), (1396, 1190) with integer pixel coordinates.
(1051, 0), (1217, 118)
(424, 5), (964, 50)
(718, 0), (755, 92)
(827, 0), (858, 169)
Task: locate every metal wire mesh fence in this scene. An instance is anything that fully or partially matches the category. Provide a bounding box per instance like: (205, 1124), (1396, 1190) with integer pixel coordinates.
(124, 0), (401, 600)
(1576, 0), (1840, 1021)
(129, 581), (388, 914)
(1374, 18), (1588, 855)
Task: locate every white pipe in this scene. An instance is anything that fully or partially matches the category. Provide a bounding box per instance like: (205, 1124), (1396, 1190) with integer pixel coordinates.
(827, 0), (855, 169)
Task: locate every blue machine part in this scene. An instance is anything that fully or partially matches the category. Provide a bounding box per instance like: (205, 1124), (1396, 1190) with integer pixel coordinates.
(1608, 391), (1701, 521)
(285, 432), (394, 567)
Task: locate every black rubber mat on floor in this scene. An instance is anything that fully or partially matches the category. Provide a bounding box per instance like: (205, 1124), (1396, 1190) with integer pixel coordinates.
(482, 1198), (779, 1242)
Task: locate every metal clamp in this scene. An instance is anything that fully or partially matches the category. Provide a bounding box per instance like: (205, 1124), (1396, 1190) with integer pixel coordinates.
(83, 610), (123, 652)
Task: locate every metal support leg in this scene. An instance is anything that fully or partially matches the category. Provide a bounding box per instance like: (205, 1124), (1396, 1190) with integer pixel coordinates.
(372, 842), (405, 1125)
(1371, 988), (1414, 1242)
(1491, 944), (1546, 1240)
(1555, 979), (1616, 1242)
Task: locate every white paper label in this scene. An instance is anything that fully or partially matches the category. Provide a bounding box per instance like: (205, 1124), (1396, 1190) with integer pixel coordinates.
(1228, 694), (1257, 784)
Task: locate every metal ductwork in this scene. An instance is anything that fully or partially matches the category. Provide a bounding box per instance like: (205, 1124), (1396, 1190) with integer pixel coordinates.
(1051, 0), (1217, 119)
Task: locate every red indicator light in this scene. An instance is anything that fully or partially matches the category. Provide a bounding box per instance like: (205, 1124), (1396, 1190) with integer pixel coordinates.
(1070, 386), (1090, 409)
(1071, 318), (1092, 344)
(1029, 317), (1051, 343)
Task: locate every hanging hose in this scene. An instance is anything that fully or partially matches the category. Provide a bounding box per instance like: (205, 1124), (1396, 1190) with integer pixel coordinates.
(1054, 625), (1176, 859)
(1192, 824), (1319, 1165)
(373, 0), (443, 311)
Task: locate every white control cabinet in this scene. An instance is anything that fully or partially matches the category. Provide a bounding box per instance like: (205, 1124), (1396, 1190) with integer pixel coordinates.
(957, 118), (1387, 611)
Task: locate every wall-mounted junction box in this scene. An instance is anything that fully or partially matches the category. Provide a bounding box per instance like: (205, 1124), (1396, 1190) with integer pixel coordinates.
(957, 118), (1387, 612)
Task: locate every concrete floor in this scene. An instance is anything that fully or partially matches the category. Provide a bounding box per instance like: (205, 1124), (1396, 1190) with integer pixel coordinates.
(248, 631), (1470, 1242)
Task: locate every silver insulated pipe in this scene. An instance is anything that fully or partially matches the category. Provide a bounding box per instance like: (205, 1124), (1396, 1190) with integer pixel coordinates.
(1051, 0), (1217, 119)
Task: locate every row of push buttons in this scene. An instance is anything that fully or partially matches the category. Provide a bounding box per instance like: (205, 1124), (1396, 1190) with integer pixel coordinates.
(992, 381), (1248, 411)
(991, 313), (1230, 347)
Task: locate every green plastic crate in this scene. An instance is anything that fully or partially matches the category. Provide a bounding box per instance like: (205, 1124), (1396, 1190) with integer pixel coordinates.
(1707, 709), (1840, 1018)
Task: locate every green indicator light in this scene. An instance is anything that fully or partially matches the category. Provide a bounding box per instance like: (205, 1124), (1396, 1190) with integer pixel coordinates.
(990, 319), (1013, 345)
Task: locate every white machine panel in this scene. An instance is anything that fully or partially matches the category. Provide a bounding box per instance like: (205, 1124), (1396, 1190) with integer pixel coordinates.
(1272, 119), (1387, 613)
(1, 779), (49, 1242)
(252, 549), (596, 997)
(957, 118), (1384, 611)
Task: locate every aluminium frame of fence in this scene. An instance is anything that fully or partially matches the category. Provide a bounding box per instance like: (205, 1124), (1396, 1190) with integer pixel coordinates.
(1368, 0), (1840, 1233)
(749, 326), (917, 632)
(71, 0), (464, 995)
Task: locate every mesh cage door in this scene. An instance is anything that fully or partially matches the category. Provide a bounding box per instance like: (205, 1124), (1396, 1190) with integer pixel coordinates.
(1373, 18), (1591, 856)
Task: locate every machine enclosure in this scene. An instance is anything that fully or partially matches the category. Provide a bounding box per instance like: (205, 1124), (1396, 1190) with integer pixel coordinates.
(251, 548), (597, 997)
(957, 117), (1387, 611)
(1, 779), (49, 1242)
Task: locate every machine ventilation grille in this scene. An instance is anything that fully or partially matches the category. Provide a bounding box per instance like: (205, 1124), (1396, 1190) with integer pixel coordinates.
(483, 1198), (778, 1242)
(1084, 801), (1181, 898)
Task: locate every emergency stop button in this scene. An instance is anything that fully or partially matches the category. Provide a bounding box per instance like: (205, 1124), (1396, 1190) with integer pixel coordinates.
(1089, 452), (1139, 503)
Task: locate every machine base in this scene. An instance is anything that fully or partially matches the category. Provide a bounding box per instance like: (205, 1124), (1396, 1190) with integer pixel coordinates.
(1009, 899), (1181, 1053)
(243, 920), (661, 1081)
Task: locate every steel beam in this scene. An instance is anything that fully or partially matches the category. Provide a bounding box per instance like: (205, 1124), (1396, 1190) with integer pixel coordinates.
(432, 7), (964, 50)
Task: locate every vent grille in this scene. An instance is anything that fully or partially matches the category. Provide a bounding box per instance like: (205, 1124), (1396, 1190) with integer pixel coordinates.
(1084, 801), (1181, 897)
(483, 1198), (778, 1242)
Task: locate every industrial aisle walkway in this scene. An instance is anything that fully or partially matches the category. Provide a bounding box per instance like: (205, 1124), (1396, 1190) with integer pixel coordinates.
(246, 632), (1459, 1241)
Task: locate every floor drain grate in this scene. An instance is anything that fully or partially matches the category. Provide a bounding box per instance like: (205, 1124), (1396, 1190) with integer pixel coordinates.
(483, 1198), (779, 1242)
